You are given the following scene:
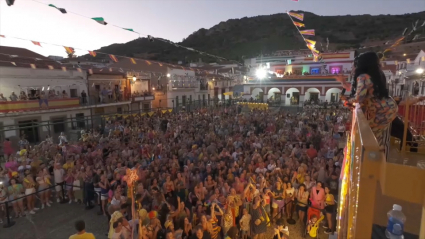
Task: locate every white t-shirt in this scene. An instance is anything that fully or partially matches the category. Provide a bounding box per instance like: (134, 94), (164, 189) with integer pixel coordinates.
(255, 167), (267, 174)
(54, 168), (65, 183)
(111, 231), (125, 239)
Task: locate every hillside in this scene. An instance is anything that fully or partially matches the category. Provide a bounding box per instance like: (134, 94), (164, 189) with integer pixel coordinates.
(93, 11), (425, 63)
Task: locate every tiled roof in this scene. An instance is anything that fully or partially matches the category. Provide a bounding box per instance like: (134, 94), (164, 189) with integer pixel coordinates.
(0, 46), (63, 69)
(109, 58), (190, 75)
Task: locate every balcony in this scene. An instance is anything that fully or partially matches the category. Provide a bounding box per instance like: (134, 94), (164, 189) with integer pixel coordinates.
(0, 98), (80, 114)
(132, 95), (154, 102)
(337, 104), (425, 239)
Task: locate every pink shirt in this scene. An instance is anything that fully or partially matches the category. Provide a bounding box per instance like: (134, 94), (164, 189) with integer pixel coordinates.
(310, 186), (325, 209)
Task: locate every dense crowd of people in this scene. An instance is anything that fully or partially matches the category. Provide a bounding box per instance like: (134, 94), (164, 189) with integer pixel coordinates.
(1, 102), (350, 239)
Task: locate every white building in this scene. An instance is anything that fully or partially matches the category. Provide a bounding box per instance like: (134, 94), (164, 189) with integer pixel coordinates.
(393, 50), (425, 97)
(241, 51), (355, 105)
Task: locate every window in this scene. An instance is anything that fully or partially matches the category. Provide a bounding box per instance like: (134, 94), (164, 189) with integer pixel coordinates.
(76, 113), (85, 128)
(52, 118), (66, 134)
(117, 107), (122, 114)
(310, 68), (320, 75)
(330, 66), (342, 74)
(70, 89), (78, 98)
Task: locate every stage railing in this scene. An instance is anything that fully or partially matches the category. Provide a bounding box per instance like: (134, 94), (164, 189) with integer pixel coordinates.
(398, 97), (425, 155)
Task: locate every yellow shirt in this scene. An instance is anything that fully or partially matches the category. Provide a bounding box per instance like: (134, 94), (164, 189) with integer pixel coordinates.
(69, 232), (95, 239)
(63, 162), (75, 170)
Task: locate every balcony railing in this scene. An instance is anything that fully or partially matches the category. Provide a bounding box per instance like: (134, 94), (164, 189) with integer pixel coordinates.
(0, 93), (155, 114)
(338, 104), (425, 239)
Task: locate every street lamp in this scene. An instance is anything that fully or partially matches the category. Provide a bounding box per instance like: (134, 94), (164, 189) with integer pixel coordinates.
(255, 68), (267, 80)
(132, 75), (136, 81)
(416, 68), (424, 74)
(166, 73), (171, 78)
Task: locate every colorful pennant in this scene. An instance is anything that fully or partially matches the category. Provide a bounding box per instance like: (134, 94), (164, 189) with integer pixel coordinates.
(92, 17), (107, 25)
(123, 28), (134, 32)
(48, 4), (67, 14)
(30, 64), (36, 69)
(293, 21), (305, 28)
(130, 58), (137, 64)
(88, 69), (93, 74)
(146, 60), (152, 65)
(32, 41), (42, 47)
(47, 65), (54, 70)
(109, 54), (118, 62)
(88, 51), (97, 57)
(11, 62), (16, 66)
(300, 29), (315, 36)
(0, 35), (5, 38)
(305, 39), (316, 46)
(288, 12), (304, 21)
(64, 46), (75, 55)
(77, 68), (82, 73)
(61, 66), (67, 71)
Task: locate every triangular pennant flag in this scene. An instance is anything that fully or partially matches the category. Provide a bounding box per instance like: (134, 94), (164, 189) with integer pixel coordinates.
(288, 12), (304, 21)
(109, 54), (118, 62)
(305, 39), (316, 46)
(145, 60), (152, 65)
(148, 112), (154, 117)
(64, 46), (75, 55)
(394, 61), (398, 65)
(300, 29), (315, 36)
(168, 109), (172, 113)
(61, 66), (67, 71)
(123, 28), (134, 32)
(88, 69), (93, 74)
(77, 68), (82, 73)
(406, 59), (410, 64)
(293, 21), (305, 28)
(30, 64), (36, 69)
(47, 65), (54, 70)
(32, 41), (42, 47)
(130, 58), (137, 64)
(158, 63), (163, 66)
(88, 51), (97, 57)
(11, 62), (16, 66)
(0, 35), (5, 38)
(162, 110), (167, 114)
(48, 4), (67, 14)
(92, 17), (107, 25)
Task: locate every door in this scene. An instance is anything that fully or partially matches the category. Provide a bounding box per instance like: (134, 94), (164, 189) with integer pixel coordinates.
(291, 92), (300, 105)
(310, 92), (319, 101)
(331, 93), (338, 103)
(18, 120), (39, 143)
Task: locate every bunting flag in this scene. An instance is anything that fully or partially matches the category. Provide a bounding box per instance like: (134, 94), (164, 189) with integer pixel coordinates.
(11, 62), (16, 66)
(158, 63), (163, 66)
(123, 28), (134, 32)
(406, 59), (410, 64)
(305, 39), (316, 46)
(146, 60), (152, 65)
(288, 12), (304, 21)
(394, 61), (398, 65)
(306, 43), (319, 53)
(109, 68), (112, 72)
(130, 58), (137, 64)
(293, 21), (305, 28)
(88, 51), (97, 57)
(300, 29), (315, 36)
(77, 68), (82, 73)
(148, 112), (155, 117)
(168, 109), (173, 113)
(32, 41), (42, 47)
(0, 35), (5, 38)
(109, 54), (118, 62)
(64, 46), (75, 55)
(422, 56), (425, 62)
(48, 4), (67, 14)
(30, 64), (36, 69)
(61, 66), (67, 71)
(92, 17), (107, 25)
(88, 69), (93, 74)
(47, 65), (54, 70)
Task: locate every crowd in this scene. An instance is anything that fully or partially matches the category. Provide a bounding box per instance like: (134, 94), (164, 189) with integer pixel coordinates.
(1, 102), (350, 239)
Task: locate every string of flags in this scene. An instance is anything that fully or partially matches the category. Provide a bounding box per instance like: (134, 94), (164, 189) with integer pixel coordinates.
(6, 0), (239, 64)
(286, 11), (323, 62)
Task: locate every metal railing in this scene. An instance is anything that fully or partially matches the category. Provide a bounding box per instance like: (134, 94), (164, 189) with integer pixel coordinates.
(397, 97), (425, 155)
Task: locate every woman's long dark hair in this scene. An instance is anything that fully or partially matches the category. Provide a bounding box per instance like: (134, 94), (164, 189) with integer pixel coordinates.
(352, 52), (389, 99)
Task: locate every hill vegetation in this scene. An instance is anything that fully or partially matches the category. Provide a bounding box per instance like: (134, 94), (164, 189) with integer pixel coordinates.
(92, 11), (425, 63)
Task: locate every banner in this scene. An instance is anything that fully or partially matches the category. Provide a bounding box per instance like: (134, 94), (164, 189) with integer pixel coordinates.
(300, 30), (315, 36)
(148, 112), (154, 117)
(293, 21), (305, 28)
(288, 12), (304, 21)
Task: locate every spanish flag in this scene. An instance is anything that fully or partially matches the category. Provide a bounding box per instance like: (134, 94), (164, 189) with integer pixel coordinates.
(300, 29), (315, 36)
(89, 51), (97, 57)
(145, 60), (152, 65)
(130, 58), (137, 64)
(288, 12), (304, 21)
(64, 46), (74, 55)
(109, 54), (118, 63)
(293, 21), (304, 28)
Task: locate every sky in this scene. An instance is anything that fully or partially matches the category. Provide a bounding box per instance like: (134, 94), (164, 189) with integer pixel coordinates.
(0, 0), (424, 58)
